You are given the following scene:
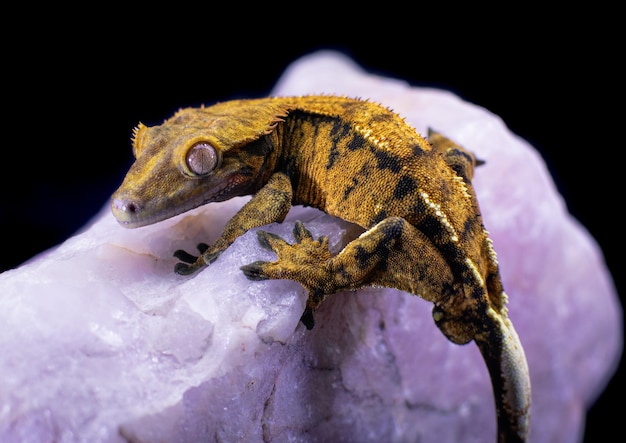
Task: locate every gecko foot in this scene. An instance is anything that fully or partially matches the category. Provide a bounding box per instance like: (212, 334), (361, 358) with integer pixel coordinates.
(241, 221), (333, 332)
(240, 221), (331, 283)
(239, 226), (318, 330)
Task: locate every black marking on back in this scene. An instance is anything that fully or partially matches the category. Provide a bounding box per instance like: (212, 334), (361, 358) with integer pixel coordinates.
(462, 217), (480, 242)
(393, 175), (418, 200)
(372, 149), (402, 173)
(327, 147), (339, 170)
(327, 119), (353, 169)
(372, 210), (388, 225)
(343, 176), (359, 200)
(411, 143), (427, 157)
(330, 119), (352, 140)
(347, 133), (367, 151)
(410, 199), (468, 279)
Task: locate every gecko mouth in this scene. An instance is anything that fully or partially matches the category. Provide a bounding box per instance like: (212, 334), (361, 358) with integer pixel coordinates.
(111, 191), (218, 229)
(111, 174), (249, 229)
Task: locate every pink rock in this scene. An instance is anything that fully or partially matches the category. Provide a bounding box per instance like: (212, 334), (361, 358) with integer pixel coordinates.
(0, 51), (621, 443)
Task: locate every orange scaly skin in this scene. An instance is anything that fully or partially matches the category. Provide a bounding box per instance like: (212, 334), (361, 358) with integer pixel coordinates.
(111, 95), (530, 442)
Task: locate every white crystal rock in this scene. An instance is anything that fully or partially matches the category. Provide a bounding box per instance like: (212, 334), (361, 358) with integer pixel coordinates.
(0, 50), (621, 443)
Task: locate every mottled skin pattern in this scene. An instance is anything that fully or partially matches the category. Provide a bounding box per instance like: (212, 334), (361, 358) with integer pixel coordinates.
(111, 95), (530, 442)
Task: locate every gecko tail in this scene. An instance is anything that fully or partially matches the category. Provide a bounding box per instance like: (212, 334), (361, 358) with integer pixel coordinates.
(475, 313), (531, 443)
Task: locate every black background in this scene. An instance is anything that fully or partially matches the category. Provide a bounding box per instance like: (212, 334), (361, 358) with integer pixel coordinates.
(2, 7), (622, 441)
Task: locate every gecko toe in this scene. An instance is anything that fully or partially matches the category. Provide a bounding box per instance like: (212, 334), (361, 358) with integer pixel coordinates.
(241, 261), (271, 280)
(175, 262), (198, 275)
(293, 220), (313, 242)
(256, 230), (288, 252)
(174, 249), (199, 264)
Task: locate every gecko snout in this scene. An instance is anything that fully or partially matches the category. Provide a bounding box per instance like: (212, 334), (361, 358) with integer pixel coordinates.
(111, 196), (143, 228)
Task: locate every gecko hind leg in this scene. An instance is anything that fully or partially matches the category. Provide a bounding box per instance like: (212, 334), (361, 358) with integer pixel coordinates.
(241, 217), (433, 329)
(243, 218), (530, 441)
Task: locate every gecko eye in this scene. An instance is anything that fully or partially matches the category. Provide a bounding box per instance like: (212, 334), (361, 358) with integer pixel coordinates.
(185, 142), (220, 176)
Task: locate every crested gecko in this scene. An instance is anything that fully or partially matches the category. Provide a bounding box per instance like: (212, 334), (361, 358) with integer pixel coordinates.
(111, 95), (530, 442)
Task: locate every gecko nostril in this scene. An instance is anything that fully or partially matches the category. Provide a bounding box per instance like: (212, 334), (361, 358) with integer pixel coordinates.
(112, 198), (139, 214)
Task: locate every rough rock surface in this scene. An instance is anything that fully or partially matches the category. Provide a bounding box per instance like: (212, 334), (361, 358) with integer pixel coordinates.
(0, 50), (621, 443)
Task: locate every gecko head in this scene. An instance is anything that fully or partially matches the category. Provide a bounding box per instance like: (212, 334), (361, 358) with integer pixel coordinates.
(111, 107), (276, 228)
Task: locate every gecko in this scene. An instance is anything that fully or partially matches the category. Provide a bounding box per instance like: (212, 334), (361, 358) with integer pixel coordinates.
(111, 95), (530, 442)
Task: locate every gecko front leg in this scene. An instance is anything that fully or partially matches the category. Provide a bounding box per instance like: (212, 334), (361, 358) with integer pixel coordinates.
(174, 171), (293, 275)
